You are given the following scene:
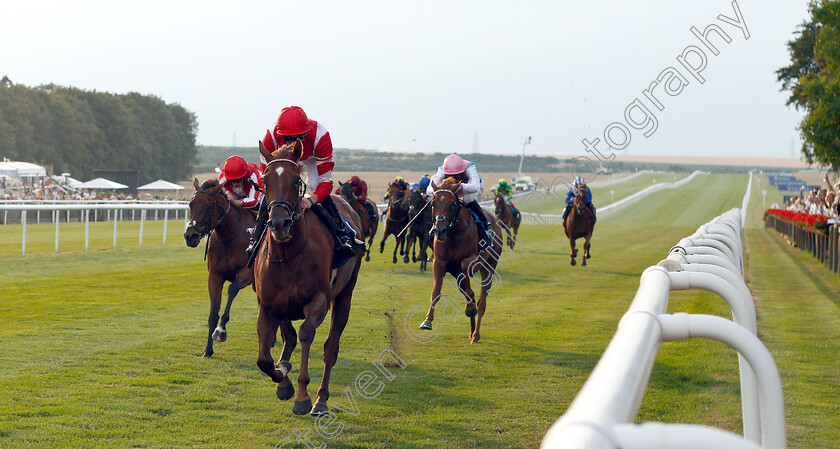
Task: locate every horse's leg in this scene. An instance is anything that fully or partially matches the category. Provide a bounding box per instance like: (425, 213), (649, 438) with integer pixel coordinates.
(472, 265), (494, 344)
(513, 221), (520, 250)
(214, 273), (245, 343)
(569, 237), (577, 266)
(404, 234), (413, 263)
(313, 278), (355, 416)
(418, 238), (428, 273)
(274, 320), (297, 401)
(365, 227), (374, 261)
(456, 265), (478, 340)
(255, 304), (285, 384)
(584, 232), (592, 260)
(293, 295), (328, 415)
(379, 227), (389, 254)
(392, 232), (400, 264)
(420, 261), (445, 329)
(203, 273), (224, 358)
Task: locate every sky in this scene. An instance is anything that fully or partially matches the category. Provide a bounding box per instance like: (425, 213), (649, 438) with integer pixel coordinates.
(0, 0), (813, 159)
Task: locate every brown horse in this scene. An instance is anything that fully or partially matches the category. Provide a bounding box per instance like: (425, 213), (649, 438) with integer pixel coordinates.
(253, 140), (364, 416)
(184, 179), (255, 358)
(419, 177), (502, 343)
(404, 188), (434, 272)
(338, 181), (378, 262)
(494, 192), (521, 250)
(564, 188), (595, 266)
(378, 184), (410, 263)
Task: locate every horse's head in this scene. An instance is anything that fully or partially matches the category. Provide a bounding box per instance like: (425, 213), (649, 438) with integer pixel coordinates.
(339, 180), (358, 202)
(408, 189), (426, 219)
(184, 178), (228, 247)
(573, 187), (587, 214)
(259, 139), (306, 242)
(429, 177), (463, 241)
(387, 184), (408, 207)
(494, 192), (505, 215)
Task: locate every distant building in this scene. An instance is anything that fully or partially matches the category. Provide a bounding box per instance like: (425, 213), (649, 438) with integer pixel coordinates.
(0, 159), (48, 191)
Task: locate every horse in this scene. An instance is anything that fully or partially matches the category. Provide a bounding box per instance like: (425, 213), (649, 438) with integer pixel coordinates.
(404, 188), (434, 272)
(183, 179), (255, 358)
(564, 187), (596, 266)
(338, 180), (378, 262)
(253, 139), (364, 416)
(494, 192), (521, 250)
(378, 183), (410, 263)
(419, 177), (502, 343)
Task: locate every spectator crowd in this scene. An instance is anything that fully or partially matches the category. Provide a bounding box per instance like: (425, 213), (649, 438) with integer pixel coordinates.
(784, 174), (840, 219)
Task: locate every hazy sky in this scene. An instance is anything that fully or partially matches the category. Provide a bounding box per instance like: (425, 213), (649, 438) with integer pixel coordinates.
(1, 0), (811, 159)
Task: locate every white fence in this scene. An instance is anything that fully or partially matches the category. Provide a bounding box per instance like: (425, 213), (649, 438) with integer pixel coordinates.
(0, 201), (189, 255)
(542, 175), (787, 449)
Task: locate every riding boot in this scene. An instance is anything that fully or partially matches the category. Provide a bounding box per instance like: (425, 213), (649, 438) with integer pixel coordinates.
(246, 198), (268, 267)
(364, 202), (377, 225)
(466, 200), (494, 248)
(562, 204), (572, 227)
(318, 196), (360, 258)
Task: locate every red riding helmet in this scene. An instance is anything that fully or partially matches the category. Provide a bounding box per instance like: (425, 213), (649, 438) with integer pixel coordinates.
(350, 175), (361, 184)
(274, 106), (310, 137)
(223, 155), (248, 180)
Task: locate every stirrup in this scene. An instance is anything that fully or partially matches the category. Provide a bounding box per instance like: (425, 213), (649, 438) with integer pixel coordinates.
(246, 227), (255, 236)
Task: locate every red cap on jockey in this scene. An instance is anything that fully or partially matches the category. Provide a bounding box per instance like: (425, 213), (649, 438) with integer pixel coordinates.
(442, 154), (470, 175)
(274, 106), (310, 137)
(223, 156), (248, 180)
(350, 175), (361, 183)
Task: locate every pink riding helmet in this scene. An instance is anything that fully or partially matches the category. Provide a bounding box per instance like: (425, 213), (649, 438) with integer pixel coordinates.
(442, 154), (471, 175)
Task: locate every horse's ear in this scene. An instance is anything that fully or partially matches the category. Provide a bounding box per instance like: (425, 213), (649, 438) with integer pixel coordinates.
(193, 178), (200, 191)
(431, 180), (438, 191)
(290, 140), (303, 162)
(259, 140), (273, 161)
(211, 182), (225, 194)
(338, 181), (344, 187)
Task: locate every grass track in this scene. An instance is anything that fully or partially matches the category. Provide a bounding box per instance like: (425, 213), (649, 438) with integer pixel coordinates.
(0, 173), (837, 448)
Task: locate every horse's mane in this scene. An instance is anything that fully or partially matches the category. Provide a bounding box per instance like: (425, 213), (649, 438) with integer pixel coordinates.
(200, 179), (219, 190)
(438, 177), (461, 191)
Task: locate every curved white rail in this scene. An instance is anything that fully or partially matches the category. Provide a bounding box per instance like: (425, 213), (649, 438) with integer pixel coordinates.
(541, 205), (786, 449)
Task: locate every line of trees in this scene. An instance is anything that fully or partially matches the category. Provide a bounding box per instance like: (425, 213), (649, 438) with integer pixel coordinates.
(777, 1), (840, 170)
(0, 77), (197, 183)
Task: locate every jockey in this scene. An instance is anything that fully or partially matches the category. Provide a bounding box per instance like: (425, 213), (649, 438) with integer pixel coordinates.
(248, 106), (361, 260)
(427, 154), (494, 248)
(494, 178), (514, 201)
(335, 175), (377, 225)
(411, 174), (432, 202)
(218, 155), (264, 209)
(562, 176), (595, 223)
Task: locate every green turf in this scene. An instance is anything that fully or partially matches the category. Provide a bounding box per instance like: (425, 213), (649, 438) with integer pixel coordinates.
(0, 173), (836, 448)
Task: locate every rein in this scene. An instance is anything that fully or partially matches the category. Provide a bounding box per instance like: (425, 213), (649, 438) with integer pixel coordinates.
(188, 189), (232, 260)
(431, 189), (476, 236)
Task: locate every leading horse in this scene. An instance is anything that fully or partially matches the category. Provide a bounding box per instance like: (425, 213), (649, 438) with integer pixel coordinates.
(378, 184), (410, 263)
(419, 177), (502, 343)
(184, 179), (255, 358)
(253, 139), (364, 416)
(564, 187), (595, 266)
(494, 192), (521, 250)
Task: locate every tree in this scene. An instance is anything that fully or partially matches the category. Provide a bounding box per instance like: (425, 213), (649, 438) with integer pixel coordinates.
(778, 1), (840, 169)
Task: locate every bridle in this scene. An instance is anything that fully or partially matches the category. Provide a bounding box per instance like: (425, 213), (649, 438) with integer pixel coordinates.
(430, 188), (472, 237)
(263, 158), (307, 224)
(187, 188), (231, 238)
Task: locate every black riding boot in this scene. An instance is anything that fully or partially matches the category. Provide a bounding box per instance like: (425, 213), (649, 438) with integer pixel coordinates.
(466, 200), (494, 247)
(318, 196), (359, 258)
(246, 198), (268, 267)
(562, 204), (572, 220)
(364, 202), (378, 225)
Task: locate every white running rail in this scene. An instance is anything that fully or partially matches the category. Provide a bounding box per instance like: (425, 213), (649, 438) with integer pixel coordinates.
(541, 206), (786, 448)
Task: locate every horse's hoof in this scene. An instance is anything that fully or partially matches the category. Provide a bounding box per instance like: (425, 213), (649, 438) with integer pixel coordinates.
(310, 402), (329, 416)
(471, 334), (481, 344)
(571, 259), (576, 266)
(392, 257), (397, 263)
(202, 350), (213, 358)
(292, 399), (313, 415)
(403, 258), (409, 264)
(212, 328), (227, 342)
(276, 383), (295, 401)
(465, 308), (477, 318)
(419, 321), (433, 330)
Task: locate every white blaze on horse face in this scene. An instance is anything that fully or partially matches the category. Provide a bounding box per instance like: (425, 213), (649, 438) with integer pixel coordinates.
(274, 165), (285, 179)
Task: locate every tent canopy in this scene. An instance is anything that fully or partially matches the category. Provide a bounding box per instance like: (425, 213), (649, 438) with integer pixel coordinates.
(137, 179), (184, 190)
(76, 177), (128, 189)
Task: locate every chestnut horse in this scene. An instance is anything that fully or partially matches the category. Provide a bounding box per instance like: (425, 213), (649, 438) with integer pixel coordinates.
(253, 140), (364, 416)
(378, 184), (410, 263)
(404, 188), (434, 272)
(339, 181), (378, 262)
(184, 179), (255, 358)
(564, 187), (596, 266)
(494, 192), (521, 250)
(419, 177), (502, 343)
